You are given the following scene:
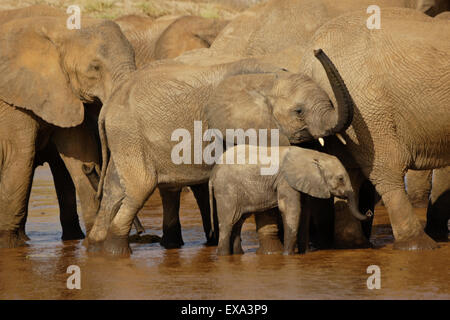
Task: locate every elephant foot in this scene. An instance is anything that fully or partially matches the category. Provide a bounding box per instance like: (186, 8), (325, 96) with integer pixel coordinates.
(256, 237), (283, 255)
(0, 230), (28, 248)
(393, 231), (439, 250)
(160, 234), (184, 249)
(62, 228), (85, 241)
(103, 234), (132, 257)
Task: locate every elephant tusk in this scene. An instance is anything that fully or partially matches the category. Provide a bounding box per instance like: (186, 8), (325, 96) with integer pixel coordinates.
(318, 138), (325, 147)
(336, 133), (346, 145)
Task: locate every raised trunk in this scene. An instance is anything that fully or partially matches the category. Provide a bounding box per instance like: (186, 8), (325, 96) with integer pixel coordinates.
(314, 49), (355, 135)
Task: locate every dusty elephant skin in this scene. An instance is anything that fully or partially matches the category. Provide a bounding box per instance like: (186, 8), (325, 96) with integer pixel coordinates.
(209, 145), (368, 256)
(0, 12), (136, 248)
(114, 13), (230, 247)
(177, 0), (448, 250)
(87, 48), (356, 256)
(300, 9), (450, 250)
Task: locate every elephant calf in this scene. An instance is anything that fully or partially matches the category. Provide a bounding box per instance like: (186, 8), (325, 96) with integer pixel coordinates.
(208, 145), (368, 256)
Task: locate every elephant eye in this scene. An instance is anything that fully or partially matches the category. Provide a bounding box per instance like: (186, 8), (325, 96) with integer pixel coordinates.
(295, 105), (304, 115)
(89, 62), (101, 72)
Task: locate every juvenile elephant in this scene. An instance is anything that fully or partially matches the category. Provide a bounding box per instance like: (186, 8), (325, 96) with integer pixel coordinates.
(209, 145), (368, 255)
(0, 16), (136, 248)
(300, 9), (450, 250)
(88, 49), (356, 256)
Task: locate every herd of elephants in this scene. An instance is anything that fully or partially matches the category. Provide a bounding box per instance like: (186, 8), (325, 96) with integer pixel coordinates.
(0, 0), (449, 258)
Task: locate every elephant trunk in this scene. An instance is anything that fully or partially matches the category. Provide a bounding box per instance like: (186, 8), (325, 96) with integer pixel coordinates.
(345, 192), (369, 221)
(314, 49), (354, 135)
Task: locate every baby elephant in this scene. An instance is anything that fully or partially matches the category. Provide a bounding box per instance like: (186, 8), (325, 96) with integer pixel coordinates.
(209, 145), (368, 256)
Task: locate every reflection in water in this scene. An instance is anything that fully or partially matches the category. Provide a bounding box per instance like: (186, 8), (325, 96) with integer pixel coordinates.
(0, 165), (448, 299)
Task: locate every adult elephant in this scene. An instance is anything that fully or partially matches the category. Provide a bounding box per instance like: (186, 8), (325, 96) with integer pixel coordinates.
(176, 0), (445, 250)
(0, 5), (92, 242)
(87, 50), (356, 256)
(299, 8), (450, 250)
(115, 14), (228, 68)
(0, 16), (136, 248)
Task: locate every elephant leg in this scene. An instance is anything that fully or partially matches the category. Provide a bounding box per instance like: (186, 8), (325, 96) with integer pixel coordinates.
(255, 209), (283, 255)
(159, 187), (184, 249)
(87, 159), (124, 251)
(230, 217), (245, 255)
(190, 183), (217, 245)
(334, 169), (371, 249)
(380, 185), (438, 250)
(277, 181), (301, 255)
(405, 169), (432, 208)
(18, 166), (35, 242)
(51, 125), (100, 235)
(301, 195), (334, 252)
(103, 159), (157, 256)
(425, 167), (450, 241)
(81, 162), (145, 236)
(44, 142), (85, 240)
(0, 109), (38, 248)
(297, 195), (312, 254)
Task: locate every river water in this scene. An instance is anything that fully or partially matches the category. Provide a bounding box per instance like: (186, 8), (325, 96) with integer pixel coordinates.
(0, 165), (448, 299)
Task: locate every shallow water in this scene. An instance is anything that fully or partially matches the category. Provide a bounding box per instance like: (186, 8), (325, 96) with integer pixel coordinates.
(0, 165), (448, 299)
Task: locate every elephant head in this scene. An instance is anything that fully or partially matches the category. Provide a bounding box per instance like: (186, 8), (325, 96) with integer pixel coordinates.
(282, 147), (367, 221)
(204, 50), (354, 145)
(0, 17), (136, 128)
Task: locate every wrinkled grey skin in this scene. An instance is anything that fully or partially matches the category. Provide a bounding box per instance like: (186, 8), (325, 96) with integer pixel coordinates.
(115, 13), (229, 246)
(176, 0), (444, 250)
(0, 15), (136, 248)
(209, 145), (367, 255)
(88, 50), (356, 256)
(300, 9), (450, 250)
(0, 5), (96, 242)
(405, 170), (433, 208)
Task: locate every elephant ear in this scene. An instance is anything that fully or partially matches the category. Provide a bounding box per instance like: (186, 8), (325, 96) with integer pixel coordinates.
(0, 21), (84, 128)
(204, 73), (279, 143)
(282, 149), (331, 199)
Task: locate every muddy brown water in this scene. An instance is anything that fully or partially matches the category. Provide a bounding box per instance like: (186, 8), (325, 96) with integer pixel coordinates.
(0, 164), (448, 299)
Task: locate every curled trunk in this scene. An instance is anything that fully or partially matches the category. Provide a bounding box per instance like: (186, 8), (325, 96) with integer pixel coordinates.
(346, 193), (369, 221)
(314, 49), (355, 135)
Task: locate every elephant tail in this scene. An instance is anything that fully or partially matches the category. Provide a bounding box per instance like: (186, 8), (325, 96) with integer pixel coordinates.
(96, 113), (109, 200)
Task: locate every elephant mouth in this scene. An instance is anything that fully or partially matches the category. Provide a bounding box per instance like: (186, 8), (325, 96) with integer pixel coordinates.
(290, 129), (314, 144)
